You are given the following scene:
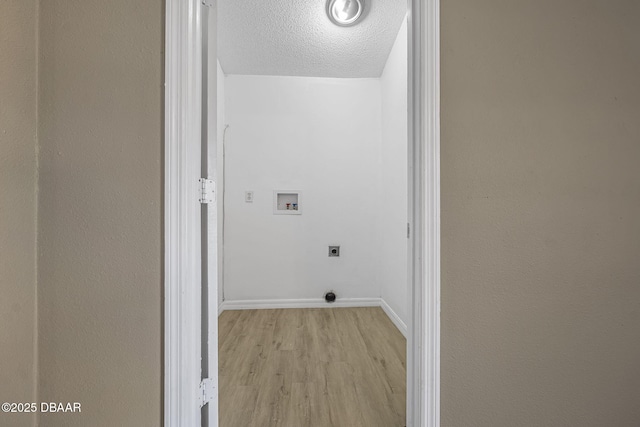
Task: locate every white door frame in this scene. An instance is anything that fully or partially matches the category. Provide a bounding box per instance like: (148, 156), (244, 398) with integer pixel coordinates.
(407, 0), (441, 425)
(164, 0), (203, 425)
(164, 0), (440, 425)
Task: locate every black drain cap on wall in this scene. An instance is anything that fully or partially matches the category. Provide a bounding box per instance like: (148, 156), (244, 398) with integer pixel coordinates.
(324, 292), (336, 303)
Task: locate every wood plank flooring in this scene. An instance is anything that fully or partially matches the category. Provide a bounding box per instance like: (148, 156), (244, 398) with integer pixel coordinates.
(218, 307), (406, 427)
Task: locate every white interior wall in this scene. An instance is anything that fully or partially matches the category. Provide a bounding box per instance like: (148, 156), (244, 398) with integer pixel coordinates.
(218, 23), (408, 329)
(222, 75), (382, 301)
(378, 17), (409, 327)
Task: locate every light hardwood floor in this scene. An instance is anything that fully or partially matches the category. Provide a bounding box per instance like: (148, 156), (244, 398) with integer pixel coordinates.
(218, 307), (406, 427)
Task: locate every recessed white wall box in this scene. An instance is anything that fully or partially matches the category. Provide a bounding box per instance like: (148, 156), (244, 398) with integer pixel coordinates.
(273, 191), (301, 215)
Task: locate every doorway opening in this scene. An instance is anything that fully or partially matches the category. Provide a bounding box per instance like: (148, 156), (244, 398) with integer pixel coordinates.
(215, 2), (408, 425)
(163, 0), (440, 426)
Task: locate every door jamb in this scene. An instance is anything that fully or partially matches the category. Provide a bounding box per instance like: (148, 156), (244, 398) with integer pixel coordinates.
(164, 0), (440, 425)
(164, 0), (203, 425)
(407, 0), (441, 425)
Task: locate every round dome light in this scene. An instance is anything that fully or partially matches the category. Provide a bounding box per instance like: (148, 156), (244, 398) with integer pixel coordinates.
(327, 0), (364, 26)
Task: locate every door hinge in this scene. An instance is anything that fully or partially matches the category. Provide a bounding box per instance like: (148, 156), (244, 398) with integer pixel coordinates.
(199, 378), (216, 407)
(199, 178), (215, 204)
(202, 0), (214, 7)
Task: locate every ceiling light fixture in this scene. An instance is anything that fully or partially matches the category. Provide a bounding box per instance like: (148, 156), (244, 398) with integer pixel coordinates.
(327, 0), (364, 27)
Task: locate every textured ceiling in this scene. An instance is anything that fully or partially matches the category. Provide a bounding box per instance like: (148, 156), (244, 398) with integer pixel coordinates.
(218, 0), (407, 78)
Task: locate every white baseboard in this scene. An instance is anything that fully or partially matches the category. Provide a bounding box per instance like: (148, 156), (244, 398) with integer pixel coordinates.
(379, 299), (408, 338)
(219, 297), (380, 313)
(219, 297), (407, 337)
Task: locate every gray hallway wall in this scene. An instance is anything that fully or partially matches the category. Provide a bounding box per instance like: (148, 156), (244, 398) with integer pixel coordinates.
(0, 1), (38, 426)
(37, 1), (163, 425)
(441, 1), (640, 425)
